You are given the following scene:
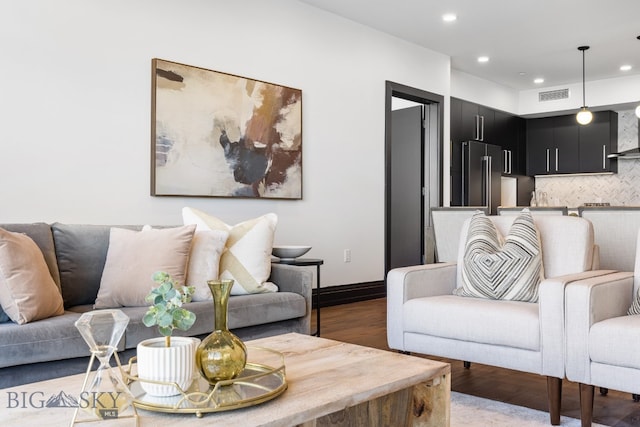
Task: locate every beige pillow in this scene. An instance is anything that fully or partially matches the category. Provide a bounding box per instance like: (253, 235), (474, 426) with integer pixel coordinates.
(186, 229), (230, 301)
(182, 207), (278, 295)
(94, 225), (196, 308)
(0, 228), (64, 324)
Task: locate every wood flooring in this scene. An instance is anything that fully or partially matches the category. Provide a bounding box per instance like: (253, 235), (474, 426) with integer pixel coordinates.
(312, 298), (640, 427)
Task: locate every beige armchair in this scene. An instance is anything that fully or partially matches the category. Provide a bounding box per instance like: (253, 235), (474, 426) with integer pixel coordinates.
(578, 206), (640, 271)
(431, 207), (488, 262)
(387, 215), (608, 425)
(565, 230), (639, 427)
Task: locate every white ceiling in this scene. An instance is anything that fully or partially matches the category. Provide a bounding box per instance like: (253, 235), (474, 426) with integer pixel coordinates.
(298, 0), (640, 91)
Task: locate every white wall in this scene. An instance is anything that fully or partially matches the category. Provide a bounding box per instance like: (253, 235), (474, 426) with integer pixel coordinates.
(0, 0), (451, 287)
(519, 74), (640, 116)
(452, 67), (640, 118)
(451, 69), (520, 114)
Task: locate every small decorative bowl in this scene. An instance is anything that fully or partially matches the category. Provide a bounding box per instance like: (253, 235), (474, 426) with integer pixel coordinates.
(272, 245), (311, 260)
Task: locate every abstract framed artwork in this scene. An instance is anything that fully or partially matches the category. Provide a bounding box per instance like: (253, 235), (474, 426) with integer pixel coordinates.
(151, 58), (302, 199)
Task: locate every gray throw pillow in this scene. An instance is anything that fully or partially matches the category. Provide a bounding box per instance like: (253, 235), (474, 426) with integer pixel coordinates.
(0, 306), (10, 323)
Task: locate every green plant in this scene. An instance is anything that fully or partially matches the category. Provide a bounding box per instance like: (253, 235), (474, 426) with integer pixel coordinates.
(142, 271), (196, 347)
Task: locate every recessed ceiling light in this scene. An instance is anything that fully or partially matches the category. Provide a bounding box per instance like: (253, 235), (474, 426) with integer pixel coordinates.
(620, 65), (632, 71)
(477, 56), (489, 63)
(534, 78), (545, 84)
(442, 13), (457, 22)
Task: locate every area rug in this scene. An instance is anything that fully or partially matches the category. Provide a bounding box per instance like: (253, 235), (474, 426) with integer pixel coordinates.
(451, 392), (607, 426)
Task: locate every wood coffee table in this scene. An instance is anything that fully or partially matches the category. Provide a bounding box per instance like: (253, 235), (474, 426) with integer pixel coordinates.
(0, 333), (450, 426)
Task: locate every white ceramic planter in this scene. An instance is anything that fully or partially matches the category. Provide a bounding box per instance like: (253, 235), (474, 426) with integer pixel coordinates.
(136, 336), (200, 397)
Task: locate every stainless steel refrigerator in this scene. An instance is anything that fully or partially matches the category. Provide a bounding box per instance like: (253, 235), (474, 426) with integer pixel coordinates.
(461, 140), (502, 215)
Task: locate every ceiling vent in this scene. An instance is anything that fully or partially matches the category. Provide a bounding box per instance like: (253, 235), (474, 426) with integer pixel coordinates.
(538, 88), (569, 102)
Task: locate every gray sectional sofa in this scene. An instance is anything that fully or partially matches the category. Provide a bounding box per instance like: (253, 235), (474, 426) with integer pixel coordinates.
(0, 223), (312, 388)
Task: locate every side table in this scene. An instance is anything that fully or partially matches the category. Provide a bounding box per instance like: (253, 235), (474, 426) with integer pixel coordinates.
(272, 258), (324, 336)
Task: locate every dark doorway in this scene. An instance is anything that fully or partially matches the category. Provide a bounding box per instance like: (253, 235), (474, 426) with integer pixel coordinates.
(385, 81), (443, 277)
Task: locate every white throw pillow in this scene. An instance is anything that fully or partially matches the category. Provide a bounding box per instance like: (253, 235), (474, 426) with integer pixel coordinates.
(94, 225), (196, 308)
(186, 229), (230, 301)
(182, 207), (278, 295)
(0, 228), (64, 324)
(454, 209), (544, 302)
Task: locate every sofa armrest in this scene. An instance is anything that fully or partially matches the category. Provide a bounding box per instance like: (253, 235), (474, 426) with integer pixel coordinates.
(591, 244), (600, 270)
(539, 269), (618, 377)
(269, 263), (313, 314)
(564, 271), (634, 384)
(386, 262), (458, 350)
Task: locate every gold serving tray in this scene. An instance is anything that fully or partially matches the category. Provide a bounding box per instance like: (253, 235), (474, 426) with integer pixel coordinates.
(122, 346), (287, 417)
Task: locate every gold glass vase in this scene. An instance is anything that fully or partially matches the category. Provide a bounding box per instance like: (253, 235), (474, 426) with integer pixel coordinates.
(196, 279), (247, 385)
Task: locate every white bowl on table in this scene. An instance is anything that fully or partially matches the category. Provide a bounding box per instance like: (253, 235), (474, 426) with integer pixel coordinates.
(272, 245), (311, 261)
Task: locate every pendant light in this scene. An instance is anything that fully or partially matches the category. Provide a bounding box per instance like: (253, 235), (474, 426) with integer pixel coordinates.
(576, 46), (593, 125)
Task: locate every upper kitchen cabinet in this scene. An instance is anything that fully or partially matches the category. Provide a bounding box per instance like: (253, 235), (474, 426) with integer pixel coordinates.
(527, 115), (579, 175)
(579, 111), (618, 173)
(526, 117), (554, 176)
(450, 98), (463, 205)
(456, 99), (494, 142)
(551, 115), (581, 174)
(526, 111), (618, 176)
(450, 97), (524, 176)
(494, 110), (526, 175)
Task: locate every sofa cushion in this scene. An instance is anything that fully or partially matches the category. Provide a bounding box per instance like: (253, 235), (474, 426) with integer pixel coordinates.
(94, 225), (196, 308)
(0, 228), (65, 324)
(0, 311), (105, 368)
(455, 210), (544, 302)
(52, 223), (141, 308)
(186, 230), (230, 301)
(589, 315), (640, 370)
(403, 295), (540, 351)
(0, 223), (61, 291)
(113, 293), (307, 349)
(182, 207), (278, 295)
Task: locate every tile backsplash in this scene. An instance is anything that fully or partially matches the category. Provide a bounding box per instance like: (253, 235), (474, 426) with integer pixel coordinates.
(535, 109), (640, 207)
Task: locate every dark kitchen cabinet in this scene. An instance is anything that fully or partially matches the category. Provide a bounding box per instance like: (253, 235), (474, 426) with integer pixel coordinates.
(514, 117), (527, 175)
(450, 97), (526, 203)
(526, 118), (554, 176)
(579, 111), (618, 173)
(450, 98), (463, 205)
(552, 115), (580, 174)
(454, 99), (495, 142)
(460, 100), (480, 140)
(526, 111), (617, 175)
(527, 115), (579, 175)
(494, 111), (525, 175)
(478, 106), (495, 142)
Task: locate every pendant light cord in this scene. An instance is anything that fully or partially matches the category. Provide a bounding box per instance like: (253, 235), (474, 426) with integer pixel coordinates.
(582, 48), (586, 107)
(578, 45), (590, 108)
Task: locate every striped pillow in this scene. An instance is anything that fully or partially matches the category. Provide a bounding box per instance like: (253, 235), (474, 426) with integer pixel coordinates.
(454, 209), (544, 302)
(628, 296), (640, 315)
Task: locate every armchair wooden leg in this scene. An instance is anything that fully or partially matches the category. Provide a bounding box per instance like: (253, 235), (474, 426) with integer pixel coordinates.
(579, 383), (594, 427)
(546, 376), (562, 425)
